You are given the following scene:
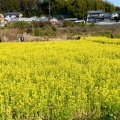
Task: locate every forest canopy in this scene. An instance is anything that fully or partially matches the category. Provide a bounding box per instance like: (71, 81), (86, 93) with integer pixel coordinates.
(0, 0), (116, 18)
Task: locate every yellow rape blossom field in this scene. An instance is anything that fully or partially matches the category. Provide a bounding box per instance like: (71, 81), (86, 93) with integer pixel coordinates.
(0, 37), (120, 120)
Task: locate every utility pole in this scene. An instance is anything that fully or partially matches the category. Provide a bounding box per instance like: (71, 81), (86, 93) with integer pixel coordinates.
(104, 0), (107, 12)
(48, 0), (51, 20)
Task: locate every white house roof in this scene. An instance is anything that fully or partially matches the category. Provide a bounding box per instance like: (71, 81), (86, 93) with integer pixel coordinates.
(4, 12), (22, 16)
(112, 11), (120, 14)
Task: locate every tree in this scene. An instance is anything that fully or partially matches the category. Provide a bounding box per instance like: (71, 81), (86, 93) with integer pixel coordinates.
(0, 0), (116, 18)
(51, 0), (115, 19)
(0, 0), (20, 12)
(104, 1), (115, 12)
(115, 6), (120, 11)
(19, 0), (38, 17)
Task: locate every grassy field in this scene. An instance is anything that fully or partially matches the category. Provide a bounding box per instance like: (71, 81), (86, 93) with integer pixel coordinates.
(0, 37), (120, 120)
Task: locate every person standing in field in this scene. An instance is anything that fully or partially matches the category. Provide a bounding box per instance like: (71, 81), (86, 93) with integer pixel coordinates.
(77, 36), (81, 40)
(111, 34), (114, 39)
(18, 36), (24, 42)
(0, 37), (2, 42)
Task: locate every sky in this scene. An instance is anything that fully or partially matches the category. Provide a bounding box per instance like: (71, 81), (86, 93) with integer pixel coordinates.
(107, 0), (120, 6)
(40, 0), (120, 7)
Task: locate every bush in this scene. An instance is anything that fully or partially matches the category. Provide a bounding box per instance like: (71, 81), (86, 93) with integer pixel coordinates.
(6, 22), (14, 28)
(31, 21), (53, 28)
(89, 22), (95, 26)
(13, 21), (31, 31)
(52, 26), (57, 32)
(100, 32), (110, 38)
(114, 34), (120, 38)
(63, 20), (74, 27)
(31, 21), (39, 28)
(81, 21), (86, 27)
(6, 21), (32, 33)
(34, 28), (41, 36)
(39, 21), (53, 27)
(33, 27), (57, 36)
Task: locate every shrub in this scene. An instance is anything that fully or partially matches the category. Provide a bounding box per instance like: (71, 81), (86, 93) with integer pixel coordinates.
(38, 21), (53, 28)
(34, 28), (41, 36)
(112, 34), (120, 38)
(51, 26), (57, 32)
(81, 21), (86, 27)
(63, 20), (74, 27)
(6, 21), (32, 33)
(31, 21), (53, 28)
(101, 32), (110, 38)
(31, 21), (39, 28)
(89, 22), (95, 26)
(33, 27), (57, 36)
(6, 22), (14, 28)
(13, 21), (31, 31)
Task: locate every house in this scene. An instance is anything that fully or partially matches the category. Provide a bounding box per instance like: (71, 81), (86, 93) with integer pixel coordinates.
(9, 17), (48, 23)
(10, 18), (35, 23)
(10, 17), (49, 23)
(104, 13), (112, 22)
(4, 12), (23, 21)
(87, 10), (105, 23)
(111, 11), (120, 21)
(10, 18), (19, 22)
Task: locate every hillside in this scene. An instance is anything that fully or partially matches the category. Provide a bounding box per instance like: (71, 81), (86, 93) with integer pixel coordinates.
(0, 23), (120, 42)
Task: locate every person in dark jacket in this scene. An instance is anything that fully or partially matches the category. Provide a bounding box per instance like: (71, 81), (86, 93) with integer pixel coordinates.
(111, 34), (114, 39)
(18, 36), (24, 42)
(0, 38), (2, 42)
(77, 36), (81, 40)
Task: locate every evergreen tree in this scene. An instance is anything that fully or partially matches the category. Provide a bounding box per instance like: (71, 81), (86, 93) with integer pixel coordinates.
(0, 0), (116, 18)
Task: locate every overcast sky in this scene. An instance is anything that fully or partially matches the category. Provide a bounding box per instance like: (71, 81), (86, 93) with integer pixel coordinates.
(107, 0), (120, 6)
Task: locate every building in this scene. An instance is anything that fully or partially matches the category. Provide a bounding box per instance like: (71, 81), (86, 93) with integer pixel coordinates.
(4, 12), (23, 21)
(10, 16), (49, 23)
(111, 11), (120, 21)
(87, 10), (105, 23)
(104, 13), (112, 22)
